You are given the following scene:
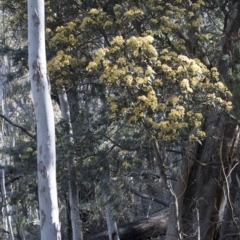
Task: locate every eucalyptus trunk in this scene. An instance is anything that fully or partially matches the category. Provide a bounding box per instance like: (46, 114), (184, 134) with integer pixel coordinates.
(0, 60), (14, 239)
(28, 0), (61, 239)
(58, 88), (83, 240)
(102, 171), (120, 240)
(1, 168), (14, 240)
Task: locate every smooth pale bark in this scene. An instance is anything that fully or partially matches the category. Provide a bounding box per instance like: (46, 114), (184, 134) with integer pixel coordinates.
(102, 172), (120, 240)
(0, 70), (14, 239)
(1, 168), (14, 240)
(105, 203), (120, 240)
(58, 89), (83, 240)
(28, 1), (61, 239)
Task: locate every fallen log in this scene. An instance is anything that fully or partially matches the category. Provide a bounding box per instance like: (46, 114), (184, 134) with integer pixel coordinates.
(86, 209), (169, 240)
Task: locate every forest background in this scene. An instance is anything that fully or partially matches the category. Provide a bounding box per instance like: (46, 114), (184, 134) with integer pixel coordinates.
(0, 0), (240, 240)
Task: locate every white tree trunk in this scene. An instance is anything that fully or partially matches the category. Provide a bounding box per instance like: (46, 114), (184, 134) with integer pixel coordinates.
(28, 1), (61, 239)
(1, 168), (14, 240)
(104, 197), (120, 240)
(0, 61), (14, 239)
(58, 89), (83, 240)
(102, 172), (120, 240)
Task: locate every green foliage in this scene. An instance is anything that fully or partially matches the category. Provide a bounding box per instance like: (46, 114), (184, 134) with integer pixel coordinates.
(1, 0), (240, 238)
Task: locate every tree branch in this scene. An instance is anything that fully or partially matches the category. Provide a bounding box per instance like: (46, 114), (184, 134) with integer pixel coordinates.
(127, 170), (161, 179)
(5, 173), (23, 187)
(128, 187), (169, 207)
(99, 133), (140, 151)
(0, 113), (36, 140)
(0, 227), (20, 240)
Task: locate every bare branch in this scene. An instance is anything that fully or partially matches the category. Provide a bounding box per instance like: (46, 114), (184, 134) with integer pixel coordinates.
(128, 187), (169, 207)
(5, 173), (23, 187)
(0, 113), (36, 140)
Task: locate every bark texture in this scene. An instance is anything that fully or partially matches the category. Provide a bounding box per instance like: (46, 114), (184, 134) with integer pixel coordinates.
(28, 1), (61, 239)
(182, 111), (226, 240)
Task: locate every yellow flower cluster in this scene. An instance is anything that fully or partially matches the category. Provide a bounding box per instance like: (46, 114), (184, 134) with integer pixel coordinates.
(189, 129), (206, 142)
(191, 18), (202, 28)
(73, 7), (113, 32)
(187, 111), (203, 127)
(124, 7), (144, 18)
(80, 13), (232, 143)
(86, 62), (98, 71)
(145, 66), (155, 76)
(48, 50), (72, 69)
(161, 64), (172, 73)
(153, 79), (163, 87)
(127, 36), (158, 57)
(168, 106), (185, 121)
(180, 79), (193, 93)
(137, 86), (158, 110)
(189, 134), (198, 142)
(89, 8), (100, 15)
(67, 21), (76, 31)
(168, 96), (180, 106)
(110, 103), (118, 112)
(89, 42), (230, 141)
(117, 57), (127, 65)
(111, 36), (124, 46)
(43, 0), (235, 145)
(125, 75), (133, 86)
(69, 34), (76, 45)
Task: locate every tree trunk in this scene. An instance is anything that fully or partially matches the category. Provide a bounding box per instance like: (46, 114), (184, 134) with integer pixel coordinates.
(28, 1), (61, 239)
(58, 88), (83, 240)
(181, 111), (238, 240)
(165, 140), (197, 240)
(102, 171), (120, 240)
(219, 164), (240, 239)
(64, 193), (72, 240)
(0, 65), (14, 239)
(182, 112), (224, 240)
(165, 159), (194, 240)
(1, 168), (14, 240)
(166, 3), (240, 239)
(86, 209), (169, 240)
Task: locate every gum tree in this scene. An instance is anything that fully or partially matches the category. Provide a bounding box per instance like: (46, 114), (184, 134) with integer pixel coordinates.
(28, 0), (61, 239)
(3, 0), (240, 239)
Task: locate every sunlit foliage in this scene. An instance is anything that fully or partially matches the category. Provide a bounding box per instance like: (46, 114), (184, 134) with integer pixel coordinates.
(86, 35), (231, 142)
